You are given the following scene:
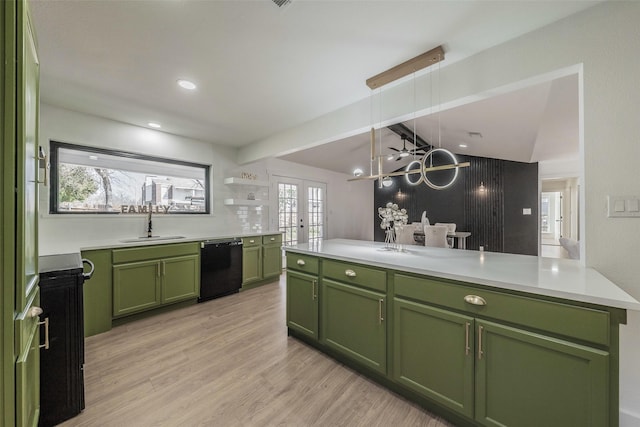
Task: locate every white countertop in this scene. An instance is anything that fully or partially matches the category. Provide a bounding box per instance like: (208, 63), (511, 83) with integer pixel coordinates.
(76, 231), (283, 252)
(285, 239), (640, 311)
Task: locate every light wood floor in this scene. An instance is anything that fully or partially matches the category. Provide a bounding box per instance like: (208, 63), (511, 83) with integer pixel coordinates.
(62, 275), (453, 427)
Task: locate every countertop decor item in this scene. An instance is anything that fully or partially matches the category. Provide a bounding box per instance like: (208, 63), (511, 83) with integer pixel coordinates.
(378, 202), (408, 251)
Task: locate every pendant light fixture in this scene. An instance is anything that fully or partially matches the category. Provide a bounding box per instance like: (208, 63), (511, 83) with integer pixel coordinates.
(349, 45), (470, 187)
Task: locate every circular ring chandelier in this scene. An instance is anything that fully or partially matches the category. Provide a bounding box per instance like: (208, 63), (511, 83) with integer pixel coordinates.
(420, 148), (460, 190)
(405, 160), (423, 185)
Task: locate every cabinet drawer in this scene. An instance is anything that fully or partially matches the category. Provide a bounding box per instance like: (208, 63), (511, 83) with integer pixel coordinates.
(113, 242), (199, 264)
(323, 259), (386, 292)
(263, 234), (282, 245)
(242, 236), (260, 247)
(394, 273), (610, 346)
(286, 253), (319, 274)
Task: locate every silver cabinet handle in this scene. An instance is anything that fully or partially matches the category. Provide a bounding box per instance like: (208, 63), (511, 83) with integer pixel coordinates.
(378, 299), (384, 324)
(157, 262), (161, 277)
(162, 260), (166, 276)
(249, 239), (255, 243)
(82, 258), (95, 280)
(297, 259), (306, 266)
(312, 280), (317, 300)
(465, 322), (471, 356)
(345, 269), (356, 278)
(39, 318), (50, 350)
(29, 306), (49, 350)
(478, 325), (484, 360)
(464, 295), (487, 306)
(270, 237), (276, 241)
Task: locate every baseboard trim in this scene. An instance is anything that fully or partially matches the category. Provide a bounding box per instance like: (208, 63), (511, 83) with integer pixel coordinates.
(620, 409), (640, 427)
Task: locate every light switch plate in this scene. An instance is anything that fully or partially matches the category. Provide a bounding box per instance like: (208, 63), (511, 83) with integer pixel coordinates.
(522, 208), (532, 215)
(608, 196), (640, 217)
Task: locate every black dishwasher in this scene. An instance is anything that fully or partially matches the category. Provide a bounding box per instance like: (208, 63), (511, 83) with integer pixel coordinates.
(38, 253), (93, 427)
(198, 238), (243, 302)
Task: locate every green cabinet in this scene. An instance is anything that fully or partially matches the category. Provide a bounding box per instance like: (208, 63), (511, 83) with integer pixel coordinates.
(321, 278), (387, 375)
(242, 243), (262, 284)
(393, 298), (474, 418)
(475, 320), (609, 427)
(286, 270), (318, 339)
(284, 252), (623, 427)
(242, 234), (282, 288)
(3, 0), (41, 424)
(112, 243), (199, 318)
(113, 260), (162, 317)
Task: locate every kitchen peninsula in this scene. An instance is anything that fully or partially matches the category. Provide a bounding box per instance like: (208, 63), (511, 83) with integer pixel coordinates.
(285, 239), (640, 427)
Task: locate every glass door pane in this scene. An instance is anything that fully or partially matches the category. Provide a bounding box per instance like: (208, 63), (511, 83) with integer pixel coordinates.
(278, 182), (299, 246)
(307, 184), (325, 245)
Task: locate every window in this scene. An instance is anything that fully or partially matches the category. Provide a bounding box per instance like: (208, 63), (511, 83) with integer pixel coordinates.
(49, 141), (210, 214)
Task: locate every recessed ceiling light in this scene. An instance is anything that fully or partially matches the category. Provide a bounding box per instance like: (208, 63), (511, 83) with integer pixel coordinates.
(148, 122), (162, 129)
(353, 168), (364, 177)
(177, 79), (197, 90)
(459, 144), (468, 148)
(88, 155), (98, 160)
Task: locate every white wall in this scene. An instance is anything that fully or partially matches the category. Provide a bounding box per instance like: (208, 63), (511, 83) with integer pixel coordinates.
(38, 105), (372, 255)
(237, 3), (640, 424)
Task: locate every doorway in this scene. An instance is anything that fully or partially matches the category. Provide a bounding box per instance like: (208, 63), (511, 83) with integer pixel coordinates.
(540, 178), (579, 259)
(272, 176), (327, 247)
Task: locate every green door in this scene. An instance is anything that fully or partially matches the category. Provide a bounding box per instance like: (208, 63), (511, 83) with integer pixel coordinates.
(475, 320), (609, 427)
(242, 246), (262, 285)
(262, 243), (281, 279)
(321, 279), (386, 374)
(162, 255), (199, 304)
(393, 298), (474, 418)
(286, 271), (318, 339)
(113, 261), (162, 317)
(4, 1), (41, 425)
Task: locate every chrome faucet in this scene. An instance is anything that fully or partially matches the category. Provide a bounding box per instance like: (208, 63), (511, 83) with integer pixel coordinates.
(147, 202), (153, 238)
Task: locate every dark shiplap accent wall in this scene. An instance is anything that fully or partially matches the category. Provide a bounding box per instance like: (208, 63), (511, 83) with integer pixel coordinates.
(373, 155), (538, 255)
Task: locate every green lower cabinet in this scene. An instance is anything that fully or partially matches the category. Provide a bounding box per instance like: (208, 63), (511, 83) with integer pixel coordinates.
(262, 243), (282, 279)
(393, 298), (474, 418)
(242, 245), (262, 285)
(113, 260), (162, 317)
(321, 278), (386, 374)
(15, 289), (41, 427)
(113, 255), (200, 317)
(475, 320), (609, 427)
(162, 255), (199, 304)
(286, 270), (318, 339)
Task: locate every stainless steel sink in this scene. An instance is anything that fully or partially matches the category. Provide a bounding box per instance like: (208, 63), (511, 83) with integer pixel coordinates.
(120, 235), (186, 243)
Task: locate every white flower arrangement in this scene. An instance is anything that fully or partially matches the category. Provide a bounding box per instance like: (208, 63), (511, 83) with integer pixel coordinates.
(378, 202), (409, 231)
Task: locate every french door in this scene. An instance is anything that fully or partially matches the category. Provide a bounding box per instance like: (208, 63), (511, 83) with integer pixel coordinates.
(272, 177), (326, 247)
(541, 191), (563, 245)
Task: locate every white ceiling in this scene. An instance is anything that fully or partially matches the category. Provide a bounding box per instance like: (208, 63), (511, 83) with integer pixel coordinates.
(281, 74), (579, 175)
(30, 0), (598, 154)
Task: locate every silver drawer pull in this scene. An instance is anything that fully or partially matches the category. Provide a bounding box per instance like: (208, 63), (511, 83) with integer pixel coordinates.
(270, 237), (276, 241)
(297, 259), (306, 266)
(249, 239), (255, 243)
(39, 318), (50, 350)
(464, 295), (487, 306)
(345, 269), (356, 278)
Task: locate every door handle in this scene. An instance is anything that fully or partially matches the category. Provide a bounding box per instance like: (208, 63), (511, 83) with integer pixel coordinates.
(478, 325), (484, 360)
(378, 299), (384, 324)
(29, 306), (49, 350)
(311, 280), (317, 300)
(465, 322), (471, 356)
(39, 318), (50, 350)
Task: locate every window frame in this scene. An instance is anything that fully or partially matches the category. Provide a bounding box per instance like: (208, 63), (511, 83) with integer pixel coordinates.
(49, 140), (211, 215)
